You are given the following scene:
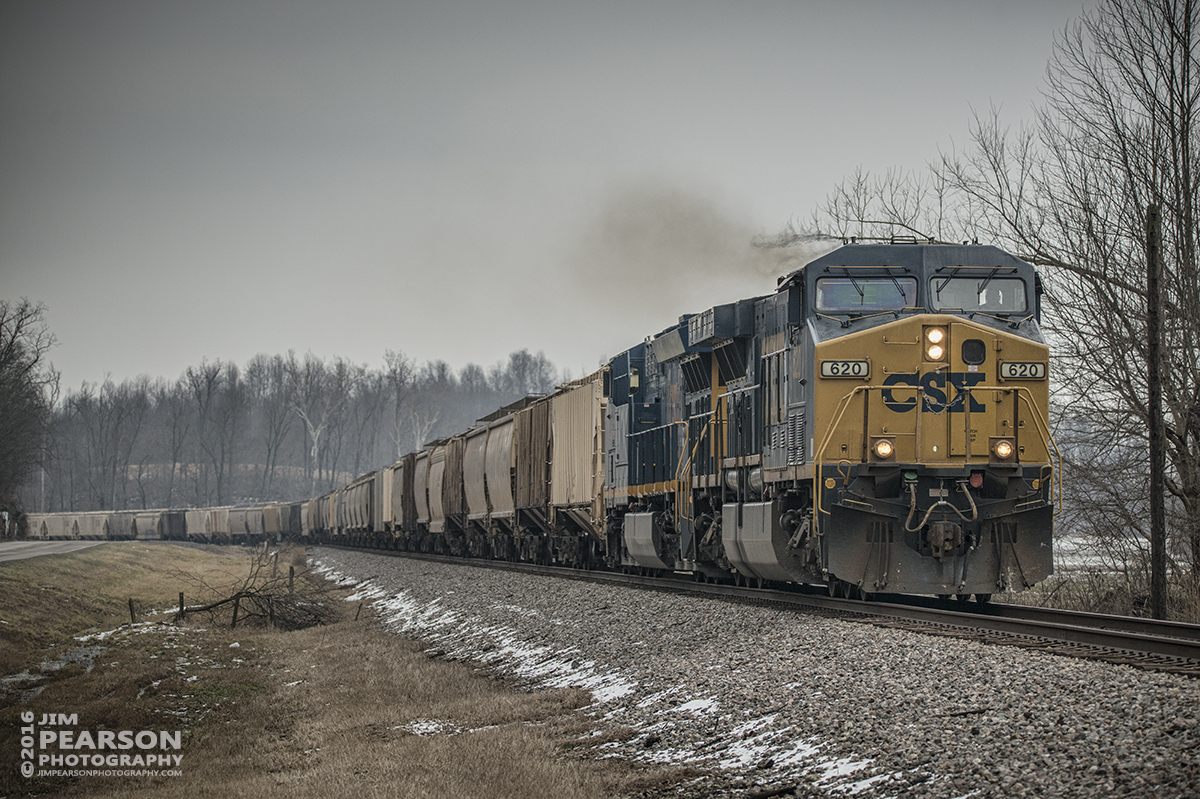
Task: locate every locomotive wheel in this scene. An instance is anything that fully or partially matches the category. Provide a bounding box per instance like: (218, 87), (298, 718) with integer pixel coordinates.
(975, 593), (993, 604)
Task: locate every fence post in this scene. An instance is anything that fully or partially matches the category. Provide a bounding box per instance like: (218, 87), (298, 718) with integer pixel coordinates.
(128, 598), (135, 625)
(231, 596), (240, 629)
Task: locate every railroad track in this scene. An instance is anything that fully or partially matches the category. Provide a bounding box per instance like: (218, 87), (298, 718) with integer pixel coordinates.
(321, 544), (1200, 677)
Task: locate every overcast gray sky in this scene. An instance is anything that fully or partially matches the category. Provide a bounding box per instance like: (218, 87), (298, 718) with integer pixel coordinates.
(2, 0), (1093, 390)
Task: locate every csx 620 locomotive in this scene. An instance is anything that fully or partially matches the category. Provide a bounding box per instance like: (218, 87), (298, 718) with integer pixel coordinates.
(610, 242), (1056, 600)
(24, 242), (1057, 602)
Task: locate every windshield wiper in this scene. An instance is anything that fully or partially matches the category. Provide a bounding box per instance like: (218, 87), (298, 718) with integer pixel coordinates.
(838, 268), (865, 304)
(933, 266), (961, 300)
(976, 266), (1000, 298)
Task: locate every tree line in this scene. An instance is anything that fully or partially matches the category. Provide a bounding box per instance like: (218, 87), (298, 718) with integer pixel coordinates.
(12, 347), (560, 513)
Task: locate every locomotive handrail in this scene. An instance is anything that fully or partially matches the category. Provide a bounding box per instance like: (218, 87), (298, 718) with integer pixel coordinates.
(955, 385), (1063, 517)
(997, 386), (1063, 516)
(675, 414), (719, 535)
(813, 385), (875, 536)
(812, 384), (1062, 537)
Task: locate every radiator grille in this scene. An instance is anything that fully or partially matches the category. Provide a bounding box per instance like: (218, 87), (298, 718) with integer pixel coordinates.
(787, 411), (806, 465)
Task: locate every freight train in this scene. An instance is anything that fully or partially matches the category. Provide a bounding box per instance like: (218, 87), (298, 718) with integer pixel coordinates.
(22, 242), (1058, 601)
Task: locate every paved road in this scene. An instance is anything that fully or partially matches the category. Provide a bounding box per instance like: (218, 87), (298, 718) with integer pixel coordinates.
(0, 540), (110, 563)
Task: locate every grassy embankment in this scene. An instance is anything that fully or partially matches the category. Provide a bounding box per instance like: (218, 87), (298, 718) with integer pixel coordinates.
(996, 566), (1200, 622)
(0, 542), (694, 798)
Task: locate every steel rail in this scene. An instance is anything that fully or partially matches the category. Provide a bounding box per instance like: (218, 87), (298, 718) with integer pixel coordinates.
(319, 545), (1200, 671)
(885, 593), (1200, 645)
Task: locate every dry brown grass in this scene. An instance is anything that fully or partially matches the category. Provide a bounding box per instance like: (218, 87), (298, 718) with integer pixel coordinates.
(0, 542), (250, 677)
(999, 566), (1200, 622)
(1, 543), (693, 798)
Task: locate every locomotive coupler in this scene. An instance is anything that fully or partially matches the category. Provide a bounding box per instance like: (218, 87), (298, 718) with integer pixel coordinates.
(782, 510), (810, 549)
(928, 520), (963, 561)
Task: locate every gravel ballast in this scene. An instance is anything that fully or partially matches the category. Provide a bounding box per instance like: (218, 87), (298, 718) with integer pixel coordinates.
(313, 548), (1198, 798)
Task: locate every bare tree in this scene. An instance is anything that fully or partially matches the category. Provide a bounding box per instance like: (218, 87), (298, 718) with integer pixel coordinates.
(799, 0), (1200, 605)
(489, 349), (558, 399)
(287, 352), (350, 495)
(0, 299), (58, 508)
(184, 361), (245, 505)
(320, 357), (361, 489)
(246, 353), (295, 496)
(215, 363), (247, 501)
(69, 378), (150, 509)
(347, 368), (388, 478)
(383, 349), (414, 460)
(406, 402), (442, 452)
(155, 377), (192, 507)
(950, 1), (1199, 592)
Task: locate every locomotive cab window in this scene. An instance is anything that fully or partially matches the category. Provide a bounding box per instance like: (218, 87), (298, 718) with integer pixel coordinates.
(815, 276), (916, 312)
(931, 277), (1027, 313)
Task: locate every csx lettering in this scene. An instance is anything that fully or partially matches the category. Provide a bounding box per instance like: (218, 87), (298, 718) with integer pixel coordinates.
(921, 371), (946, 407)
(882, 372), (986, 413)
(881, 374), (918, 410)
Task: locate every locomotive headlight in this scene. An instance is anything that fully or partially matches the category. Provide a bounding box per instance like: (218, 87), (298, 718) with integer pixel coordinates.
(990, 437), (1017, 462)
(870, 436), (896, 461)
(925, 327), (947, 361)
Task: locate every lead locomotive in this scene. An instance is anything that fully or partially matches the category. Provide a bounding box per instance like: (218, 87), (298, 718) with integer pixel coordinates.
(606, 242), (1055, 600)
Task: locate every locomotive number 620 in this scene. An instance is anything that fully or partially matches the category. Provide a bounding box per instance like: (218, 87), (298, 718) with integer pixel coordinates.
(820, 360), (870, 378)
(999, 361), (1047, 380)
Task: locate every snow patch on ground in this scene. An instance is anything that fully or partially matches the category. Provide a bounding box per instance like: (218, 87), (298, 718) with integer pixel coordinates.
(397, 718), (459, 736)
(311, 554), (897, 795)
(672, 697), (719, 715)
